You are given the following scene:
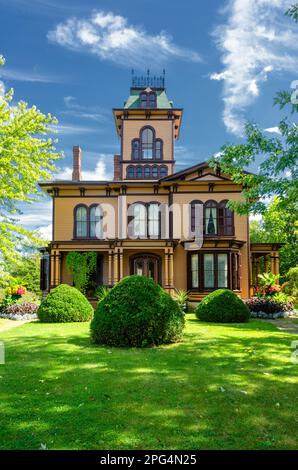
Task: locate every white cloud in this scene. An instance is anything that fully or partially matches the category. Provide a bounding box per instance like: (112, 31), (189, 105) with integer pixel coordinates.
(211, 0), (298, 135)
(264, 126), (281, 134)
(47, 10), (201, 66)
(54, 123), (99, 135)
(0, 67), (61, 83)
(55, 155), (112, 181)
(37, 224), (52, 241)
(61, 96), (107, 122)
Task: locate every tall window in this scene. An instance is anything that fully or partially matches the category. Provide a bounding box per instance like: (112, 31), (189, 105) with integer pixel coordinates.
(141, 127), (154, 159)
(90, 205), (102, 238)
(75, 205), (87, 238)
(133, 204), (147, 238)
(136, 166), (143, 178)
(190, 200), (203, 233)
(74, 204), (103, 239)
(204, 254), (214, 288)
(152, 166), (159, 178)
(155, 139), (162, 159)
(217, 254), (228, 288)
(148, 203), (159, 237)
(218, 201), (234, 235)
(129, 203), (160, 238)
(144, 166), (151, 178)
(132, 139), (140, 160)
(205, 201), (217, 235)
(189, 252), (232, 290)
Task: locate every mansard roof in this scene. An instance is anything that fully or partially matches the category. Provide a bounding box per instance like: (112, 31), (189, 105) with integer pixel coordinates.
(124, 88), (173, 109)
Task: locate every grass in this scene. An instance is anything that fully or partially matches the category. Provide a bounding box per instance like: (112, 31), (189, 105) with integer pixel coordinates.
(0, 315), (297, 450)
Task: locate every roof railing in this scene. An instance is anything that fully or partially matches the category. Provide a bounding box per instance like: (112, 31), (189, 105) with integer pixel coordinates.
(131, 69), (165, 89)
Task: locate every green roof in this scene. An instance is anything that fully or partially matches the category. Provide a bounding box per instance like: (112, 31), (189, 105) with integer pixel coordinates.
(124, 88), (173, 109)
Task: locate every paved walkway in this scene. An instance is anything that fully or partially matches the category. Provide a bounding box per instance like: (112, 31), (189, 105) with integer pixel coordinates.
(266, 317), (298, 334)
(0, 319), (31, 334)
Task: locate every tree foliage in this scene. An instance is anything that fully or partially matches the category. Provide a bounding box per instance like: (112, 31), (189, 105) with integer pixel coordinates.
(0, 55), (62, 261)
(66, 251), (97, 293)
(250, 198), (298, 276)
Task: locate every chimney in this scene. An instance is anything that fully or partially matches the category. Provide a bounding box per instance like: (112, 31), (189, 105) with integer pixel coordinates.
(72, 146), (82, 181)
(114, 155), (121, 181)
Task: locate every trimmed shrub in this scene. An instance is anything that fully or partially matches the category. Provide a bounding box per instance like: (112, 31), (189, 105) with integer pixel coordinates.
(90, 275), (185, 347)
(195, 289), (250, 323)
(38, 284), (93, 323)
(245, 296), (294, 314)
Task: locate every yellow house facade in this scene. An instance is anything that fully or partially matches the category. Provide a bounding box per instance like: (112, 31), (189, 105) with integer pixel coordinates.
(39, 73), (281, 303)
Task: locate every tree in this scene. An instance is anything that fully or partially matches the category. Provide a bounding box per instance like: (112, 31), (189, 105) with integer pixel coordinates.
(0, 55), (62, 261)
(210, 6), (298, 216)
(250, 198), (298, 277)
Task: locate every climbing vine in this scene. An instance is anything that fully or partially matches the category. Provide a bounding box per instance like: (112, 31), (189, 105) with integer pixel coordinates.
(66, 252), (97, 293)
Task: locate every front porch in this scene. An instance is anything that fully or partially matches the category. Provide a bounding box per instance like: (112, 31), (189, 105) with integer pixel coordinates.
(250, 243), (283, 296)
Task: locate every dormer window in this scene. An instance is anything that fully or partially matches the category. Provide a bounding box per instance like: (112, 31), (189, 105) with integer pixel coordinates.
(140, 91), (157, 109)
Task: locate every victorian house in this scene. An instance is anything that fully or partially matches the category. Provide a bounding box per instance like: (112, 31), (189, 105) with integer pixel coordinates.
(39, 73), (281, 303)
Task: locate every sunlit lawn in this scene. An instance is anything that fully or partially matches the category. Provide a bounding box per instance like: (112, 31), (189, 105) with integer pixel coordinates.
(0, 315), (297, 450)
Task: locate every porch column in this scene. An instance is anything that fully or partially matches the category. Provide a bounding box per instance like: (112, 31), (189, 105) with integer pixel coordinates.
(119, 248), (124, 280)
(270, 252), (275, 274)
(275, 254), (280, 280)
(168, 247), (174, 288)
(265, 254), (269, 273)
(54, 251), (61, 287)
(164, 249), (169, 287)
(50, 252), (55, 289)
(108, 250), (113, 286)
(113, 249), (119, 284)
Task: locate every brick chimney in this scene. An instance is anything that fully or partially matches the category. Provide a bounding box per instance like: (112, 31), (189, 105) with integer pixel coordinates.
(72, 146), (82, 181)
(114, 155), (121, 181)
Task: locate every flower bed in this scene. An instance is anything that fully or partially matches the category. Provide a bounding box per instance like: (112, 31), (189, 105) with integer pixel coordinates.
(245, 297), (296, 319)
(0, 302), (38, 321)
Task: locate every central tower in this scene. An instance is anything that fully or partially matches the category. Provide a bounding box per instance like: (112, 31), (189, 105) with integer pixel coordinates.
(113, 70), (183, 181)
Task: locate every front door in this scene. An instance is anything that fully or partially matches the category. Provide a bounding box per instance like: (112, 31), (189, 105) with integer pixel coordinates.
(131, 254), (160, 283)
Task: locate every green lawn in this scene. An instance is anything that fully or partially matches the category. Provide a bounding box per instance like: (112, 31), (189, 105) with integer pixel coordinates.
(0, 315), (297, 450)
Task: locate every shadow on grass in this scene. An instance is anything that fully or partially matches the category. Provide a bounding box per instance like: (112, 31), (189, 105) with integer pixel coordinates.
(0, 319), (297, 450)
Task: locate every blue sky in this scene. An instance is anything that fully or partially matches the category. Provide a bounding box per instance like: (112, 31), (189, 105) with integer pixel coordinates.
(0, 0), (297, 238)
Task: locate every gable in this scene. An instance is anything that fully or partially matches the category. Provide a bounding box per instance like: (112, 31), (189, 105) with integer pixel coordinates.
(161, 162), (232, 182)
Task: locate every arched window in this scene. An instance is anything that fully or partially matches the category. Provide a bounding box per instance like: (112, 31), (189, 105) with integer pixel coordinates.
(144, 166), (151, 178)
(136, 166), (143, 178)
(139, 91), (157, 109)
(204, 200), (218, 235)
(127, 166), (135, 178)
(148, 203), (159, 237)
(90, 205), (103, 239)
(140, 93), (148, 108)
(133, 203), (147, 238)
(152, 166), (159, 178)
(132, 139), (140, 160)
(218, 200), (234, 235)
(155, 139), (162, 159)
(74, 205), (87, 238)
(141, 127), (154, 159)
(190, 200), (203, 233)
(159, 165), (168, 178)
(149, 92), (157, 108)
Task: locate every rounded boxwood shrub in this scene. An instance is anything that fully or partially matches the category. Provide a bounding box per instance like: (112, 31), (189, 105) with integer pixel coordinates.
(90, 275), (185, 347)
(38, 284), (93, 323)
(195, 289), (250, 323)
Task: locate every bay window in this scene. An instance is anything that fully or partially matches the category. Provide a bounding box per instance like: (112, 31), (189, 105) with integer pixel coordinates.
(189, 252), (239, 291)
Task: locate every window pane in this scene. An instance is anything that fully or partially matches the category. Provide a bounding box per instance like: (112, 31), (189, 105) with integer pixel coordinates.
(160, 166), (167, 177)
(76, 206), (87, 237)
(191, 254), (199, 288)
(218, 254), (228, 288)
(144, 166), (151, 177)
(204, 254), (214, 288)
(132, 140), (139, 160)
(152, 166), (158, 177)
(155, 140), (162, 159)
(141, 128), (153, 159)
(127, 167), (134, 178)
(206, 207), (217, 235)
(90, 205), (102, 238)
(136, 167), (143, 178)
(133, 204), (146, 237)
(148, 204), (159, 237)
